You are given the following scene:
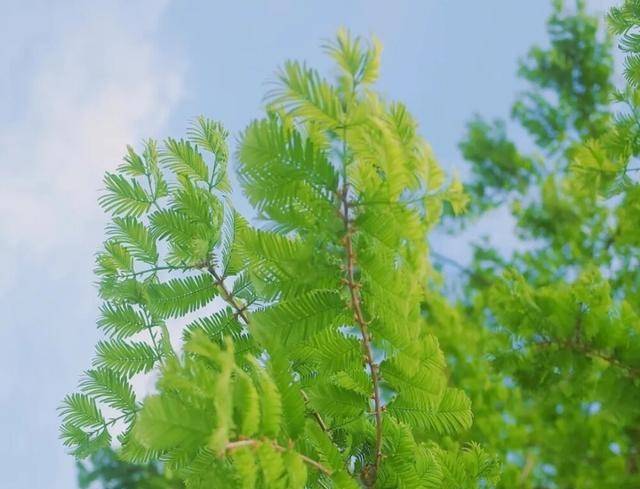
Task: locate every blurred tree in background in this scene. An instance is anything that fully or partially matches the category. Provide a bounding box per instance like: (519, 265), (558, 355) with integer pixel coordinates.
(432, 0), (640, 487)
(76, 449), (183, 489)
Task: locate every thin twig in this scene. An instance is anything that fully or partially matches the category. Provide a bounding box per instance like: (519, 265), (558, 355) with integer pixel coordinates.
(300, 389), (329, 432)
(206, 265), (250, 325)
(87, 411), (134, 439)
(120, 265), (186, 279)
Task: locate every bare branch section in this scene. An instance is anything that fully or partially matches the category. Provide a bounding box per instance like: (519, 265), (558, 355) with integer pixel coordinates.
(338, 184), (384, 486)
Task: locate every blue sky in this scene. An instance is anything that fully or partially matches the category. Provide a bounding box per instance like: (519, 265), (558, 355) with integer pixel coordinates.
(0, 1), (615, 487)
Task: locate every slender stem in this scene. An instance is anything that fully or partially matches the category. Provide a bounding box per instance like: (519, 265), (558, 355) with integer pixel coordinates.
(338, 184), (384, 485)
(121, 265), (186, 279)
(144, 169), (162, 213)
(206, 265), (250, 325)
(141, 308), (161, 361)
(225, 438), (332, 476)
(301, 389), (328, 432)
(88, 411), (134, 439)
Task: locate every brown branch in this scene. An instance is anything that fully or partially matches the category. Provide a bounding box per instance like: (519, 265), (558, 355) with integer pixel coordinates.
(535, 337), (640, 380)
(522, 307), (640, 380)
(206, 265), (250, 325)
(338, 184), (384, 486)
(568, 341), (640, 380)
(225, 438), (332, 476)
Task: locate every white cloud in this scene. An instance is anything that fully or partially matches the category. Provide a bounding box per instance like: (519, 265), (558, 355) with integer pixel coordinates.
(0, 1), (183, 280)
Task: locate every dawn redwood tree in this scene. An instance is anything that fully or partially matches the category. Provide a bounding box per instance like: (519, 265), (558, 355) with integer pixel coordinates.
(428, 1), (640, 487)
(60, 30), (497, 488)
(62, 2), (640, 488)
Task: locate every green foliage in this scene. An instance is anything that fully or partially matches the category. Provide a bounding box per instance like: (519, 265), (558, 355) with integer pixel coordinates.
(68, 4), (640, 488)
(146, 274), (219, 319)
(457, 0), (614, 218)
(513, 0), (614, 148)
(94, 339), (158, 378)
(609, 0), (640, 88)
(64, 30), (495, 489)
(428, 2), (640, 488)
(459, 117), (537, 213)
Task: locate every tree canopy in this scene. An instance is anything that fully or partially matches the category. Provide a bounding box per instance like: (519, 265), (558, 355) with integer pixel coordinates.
(62, 1), (640, 487)
(438, 1), (640, 486)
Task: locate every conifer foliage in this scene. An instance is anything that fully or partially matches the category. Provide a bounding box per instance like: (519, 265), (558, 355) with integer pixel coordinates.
(432, 1), (640, 487)
(60, 31), (498, 487)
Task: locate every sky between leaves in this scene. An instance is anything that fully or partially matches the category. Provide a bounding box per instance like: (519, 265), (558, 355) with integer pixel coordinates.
(0, 1), (617, 487)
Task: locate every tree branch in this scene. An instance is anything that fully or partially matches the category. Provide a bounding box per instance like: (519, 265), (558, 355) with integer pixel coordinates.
(120, 265), (187, 279)
(300, 389), (328, 432)
(535, 336), (640, 380)
(206, 265), (250, 325)
(338, 184), (384, 486)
